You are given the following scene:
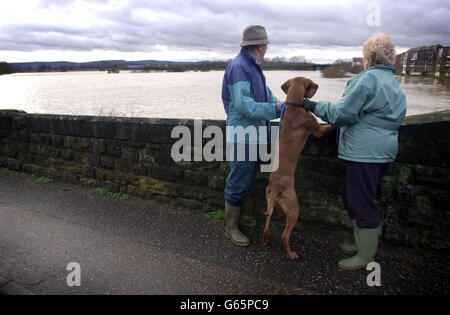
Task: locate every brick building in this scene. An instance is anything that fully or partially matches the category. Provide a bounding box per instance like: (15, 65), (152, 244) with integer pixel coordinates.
(395, 44), (450, 77)
(352, 57), (363, 67)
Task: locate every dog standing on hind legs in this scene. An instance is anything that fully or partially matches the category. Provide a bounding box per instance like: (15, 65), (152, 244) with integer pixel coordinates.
(262, 77), (334, 260)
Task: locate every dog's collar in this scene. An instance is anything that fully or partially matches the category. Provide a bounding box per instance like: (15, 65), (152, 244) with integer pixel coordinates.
(279, 102), (305, 133)
(285, 102), (303, 108)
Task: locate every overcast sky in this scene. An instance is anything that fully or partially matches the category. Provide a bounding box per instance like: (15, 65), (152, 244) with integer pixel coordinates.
(1, 0), (449, 63)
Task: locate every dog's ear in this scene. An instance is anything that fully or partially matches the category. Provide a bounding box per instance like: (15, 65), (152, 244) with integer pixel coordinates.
(305, 79), (319, 99)
(285, 78), (306, 105)
(281, 79), (292, 95)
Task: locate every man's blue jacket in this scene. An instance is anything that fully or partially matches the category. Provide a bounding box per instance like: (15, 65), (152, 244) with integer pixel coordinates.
(222, 48), (279, 144)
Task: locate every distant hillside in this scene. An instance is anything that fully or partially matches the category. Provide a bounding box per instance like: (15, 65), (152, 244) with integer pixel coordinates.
(9, 58), (330, 73)
(11, 59), (209, 71)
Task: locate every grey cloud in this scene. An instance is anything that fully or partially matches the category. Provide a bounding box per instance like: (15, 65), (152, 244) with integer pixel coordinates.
(1, 0), (449, 56)
(38, 0), (109, 8)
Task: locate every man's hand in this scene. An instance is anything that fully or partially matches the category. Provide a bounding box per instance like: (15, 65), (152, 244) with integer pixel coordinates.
(276, 101), (285, 113)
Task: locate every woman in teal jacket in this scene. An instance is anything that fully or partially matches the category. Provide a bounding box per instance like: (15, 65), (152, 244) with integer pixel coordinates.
(302, 33), (407, 270)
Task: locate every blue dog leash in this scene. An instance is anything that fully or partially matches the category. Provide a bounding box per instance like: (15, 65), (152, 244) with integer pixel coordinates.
(278, 102), (304, 133)
(279, 102), (287, 133)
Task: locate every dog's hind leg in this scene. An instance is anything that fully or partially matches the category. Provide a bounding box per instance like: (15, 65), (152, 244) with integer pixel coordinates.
(279, 188), (300, 260)
(262, 185), (275, 246)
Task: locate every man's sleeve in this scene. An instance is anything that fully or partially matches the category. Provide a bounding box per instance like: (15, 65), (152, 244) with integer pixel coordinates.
(266, 86), (281, 118)
(227, 66), (278, 121)
(266, 86), (280, 103)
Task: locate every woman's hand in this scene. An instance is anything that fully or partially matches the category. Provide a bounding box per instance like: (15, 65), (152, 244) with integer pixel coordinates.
(301, 99), (317, 112)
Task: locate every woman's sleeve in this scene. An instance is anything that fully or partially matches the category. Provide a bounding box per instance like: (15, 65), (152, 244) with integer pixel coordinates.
(314, 77), (373, 128)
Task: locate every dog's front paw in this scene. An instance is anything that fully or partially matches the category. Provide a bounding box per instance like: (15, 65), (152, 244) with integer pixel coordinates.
(287, 251), (299, 260)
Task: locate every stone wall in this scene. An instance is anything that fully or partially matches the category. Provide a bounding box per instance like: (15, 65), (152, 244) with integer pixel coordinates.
(0, 109), (449, 250)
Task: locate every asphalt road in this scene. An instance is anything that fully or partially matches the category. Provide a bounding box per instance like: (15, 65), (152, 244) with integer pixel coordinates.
(0, 172), (448, 295)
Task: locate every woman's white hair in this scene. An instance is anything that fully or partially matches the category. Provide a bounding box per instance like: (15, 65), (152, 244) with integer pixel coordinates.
(362, 33), (396, 68)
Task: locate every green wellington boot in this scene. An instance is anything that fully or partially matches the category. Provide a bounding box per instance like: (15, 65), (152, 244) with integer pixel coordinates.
(338, 228), (379, 270)
(224, 201), (250, 247)
(340, 220), (358, 255)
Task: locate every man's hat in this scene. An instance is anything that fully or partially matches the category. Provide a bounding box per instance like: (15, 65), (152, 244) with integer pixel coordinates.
(240, 25), (270, 47)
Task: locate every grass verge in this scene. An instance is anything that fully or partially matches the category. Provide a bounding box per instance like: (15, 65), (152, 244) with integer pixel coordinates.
(208, 209), (225, 222)
(92, 187), (130, 201)
(37, 176), (52, 184)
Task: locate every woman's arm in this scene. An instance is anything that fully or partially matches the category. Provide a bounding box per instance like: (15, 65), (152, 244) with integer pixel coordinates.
(305, 76), (373, 128)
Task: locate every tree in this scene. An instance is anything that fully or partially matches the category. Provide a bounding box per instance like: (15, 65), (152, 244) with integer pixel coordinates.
(289, 55), (306, 63)
(38, 65), (52, 72)
(0, 61), (13, 75)
(270, 56), (288, 63)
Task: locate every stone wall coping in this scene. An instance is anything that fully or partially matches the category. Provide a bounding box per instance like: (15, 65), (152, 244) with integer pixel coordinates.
(2, 109), (449, 126)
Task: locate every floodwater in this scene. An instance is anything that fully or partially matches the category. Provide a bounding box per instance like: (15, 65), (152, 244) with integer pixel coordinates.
(0, 70), (449, 119)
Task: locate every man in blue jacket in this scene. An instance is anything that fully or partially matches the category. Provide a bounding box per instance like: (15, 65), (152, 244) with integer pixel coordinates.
(222, 25), (283, 247)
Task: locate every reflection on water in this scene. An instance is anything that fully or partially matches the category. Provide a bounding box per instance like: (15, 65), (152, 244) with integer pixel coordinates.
(396, 75), (450, 116)
(0, 70), (448, 119)
(398, 75), (450, 87)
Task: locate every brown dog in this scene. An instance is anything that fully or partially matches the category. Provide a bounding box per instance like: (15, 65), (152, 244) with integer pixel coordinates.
(262, 77), (334, 260)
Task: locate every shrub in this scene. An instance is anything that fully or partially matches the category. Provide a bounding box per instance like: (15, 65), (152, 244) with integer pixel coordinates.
(0, 62), (13, 75)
